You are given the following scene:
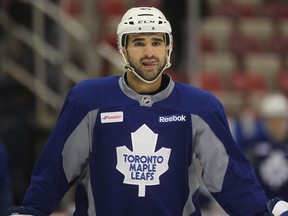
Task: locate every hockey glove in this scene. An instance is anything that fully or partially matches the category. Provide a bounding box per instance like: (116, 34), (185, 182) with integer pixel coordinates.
(265, 197), (288, 216)
(2, 206), (48, 216)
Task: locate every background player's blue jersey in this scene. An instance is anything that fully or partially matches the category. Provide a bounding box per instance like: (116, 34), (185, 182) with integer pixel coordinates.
(244, 133), (288, 201)
(22, 74), (268, 215)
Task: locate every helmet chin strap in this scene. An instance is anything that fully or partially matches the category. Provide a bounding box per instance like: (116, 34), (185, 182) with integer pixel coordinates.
(124, 63), (171, 84)
(120, 49), (172, 84)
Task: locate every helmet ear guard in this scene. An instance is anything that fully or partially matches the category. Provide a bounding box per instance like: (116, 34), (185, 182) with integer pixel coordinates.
(120, 34), (127, 49)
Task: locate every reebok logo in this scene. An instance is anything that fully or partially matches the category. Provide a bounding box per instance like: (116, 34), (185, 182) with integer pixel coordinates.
(159, 114), (186, 123)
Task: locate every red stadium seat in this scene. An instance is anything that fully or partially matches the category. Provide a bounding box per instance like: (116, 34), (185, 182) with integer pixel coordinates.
(199, 72), (224, 92)
(229, 34), (262, 55)
(277, 71), (288, 95)
(231, 71), (249, 90)
(200, 34), (216, 53)
(247, 73), (268, 92)
(64, 0), (82, 18)
(217, 0), (255, 17)
(267, 38), (288, 55)
(231, 71), (267, 93)
(261, 2), (281, 18)
(266, 34), (288, 56)
(260, 2), (288, 19)
(99, 0), (126, 18)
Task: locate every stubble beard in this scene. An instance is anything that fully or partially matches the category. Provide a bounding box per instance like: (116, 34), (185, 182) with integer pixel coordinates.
(128, 56), (167, 82)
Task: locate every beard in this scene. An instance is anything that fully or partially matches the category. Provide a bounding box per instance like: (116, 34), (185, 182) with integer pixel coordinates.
(128, 55), (167, 82)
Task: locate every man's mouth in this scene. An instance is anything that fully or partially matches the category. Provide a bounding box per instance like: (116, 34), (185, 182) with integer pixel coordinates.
(142, 59), (158, 69)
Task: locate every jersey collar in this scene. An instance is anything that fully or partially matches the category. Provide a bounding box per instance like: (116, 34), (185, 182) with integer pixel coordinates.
(119, 73), (175, 107)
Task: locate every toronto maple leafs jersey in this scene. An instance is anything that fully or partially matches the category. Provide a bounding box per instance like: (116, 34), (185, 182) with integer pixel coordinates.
(22, 74), (268, 216)
(244, 133), (288, 201)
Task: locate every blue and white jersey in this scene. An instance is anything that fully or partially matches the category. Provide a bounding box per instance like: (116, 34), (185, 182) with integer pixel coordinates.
(23, 74), (268, 215)
(245, 134), (288, 201)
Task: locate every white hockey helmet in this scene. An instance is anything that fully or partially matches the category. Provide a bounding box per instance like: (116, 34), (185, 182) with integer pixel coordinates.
(117, 7), (173, 83)
(117, 7), (172, 50)
(260, 93), (288, 118)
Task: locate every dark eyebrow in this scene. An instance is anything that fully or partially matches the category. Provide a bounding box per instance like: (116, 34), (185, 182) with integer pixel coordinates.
(131, 38), (145, 43)
(153, 38), (164, 42)
(131, 37), (164, 43)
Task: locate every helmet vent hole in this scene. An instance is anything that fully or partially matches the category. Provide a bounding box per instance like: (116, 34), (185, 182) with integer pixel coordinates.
(138, 27), (141, 30)
(152, 27), (155, 30)
(138, 14), (153, 16)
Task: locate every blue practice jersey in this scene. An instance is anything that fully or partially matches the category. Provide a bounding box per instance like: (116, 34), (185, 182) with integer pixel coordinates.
(244, 134), (288, 201)
(23, 74), (268, 215)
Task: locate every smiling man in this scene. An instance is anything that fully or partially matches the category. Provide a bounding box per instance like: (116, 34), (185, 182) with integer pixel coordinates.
(2, 7), (288, 216)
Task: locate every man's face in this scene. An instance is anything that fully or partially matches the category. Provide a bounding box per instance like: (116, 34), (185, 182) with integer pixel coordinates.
(124, 33), (168, 82)
(265, 117), (288, 140)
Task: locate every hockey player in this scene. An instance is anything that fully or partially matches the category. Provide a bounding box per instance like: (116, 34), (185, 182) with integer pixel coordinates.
(2, 7), (288, 216)
(244, 93), (288, 201)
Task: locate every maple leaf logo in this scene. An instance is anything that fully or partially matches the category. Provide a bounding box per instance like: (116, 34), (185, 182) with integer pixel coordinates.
(116, 124), (171, 197)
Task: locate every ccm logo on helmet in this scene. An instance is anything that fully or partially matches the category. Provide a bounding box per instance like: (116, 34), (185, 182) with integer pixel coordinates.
(159, 114), (186, 123)
(138, 20), (156, 24)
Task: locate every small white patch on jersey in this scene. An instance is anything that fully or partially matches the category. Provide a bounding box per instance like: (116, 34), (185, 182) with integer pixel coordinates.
(101, 111), (123, 123)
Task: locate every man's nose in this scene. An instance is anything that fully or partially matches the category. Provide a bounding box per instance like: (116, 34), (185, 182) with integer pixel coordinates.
(143, 45), (155, 56)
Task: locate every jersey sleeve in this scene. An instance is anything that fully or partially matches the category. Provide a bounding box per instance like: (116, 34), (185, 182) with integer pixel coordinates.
(192, 97), (268, 215)
(22, 90), (98, 215)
